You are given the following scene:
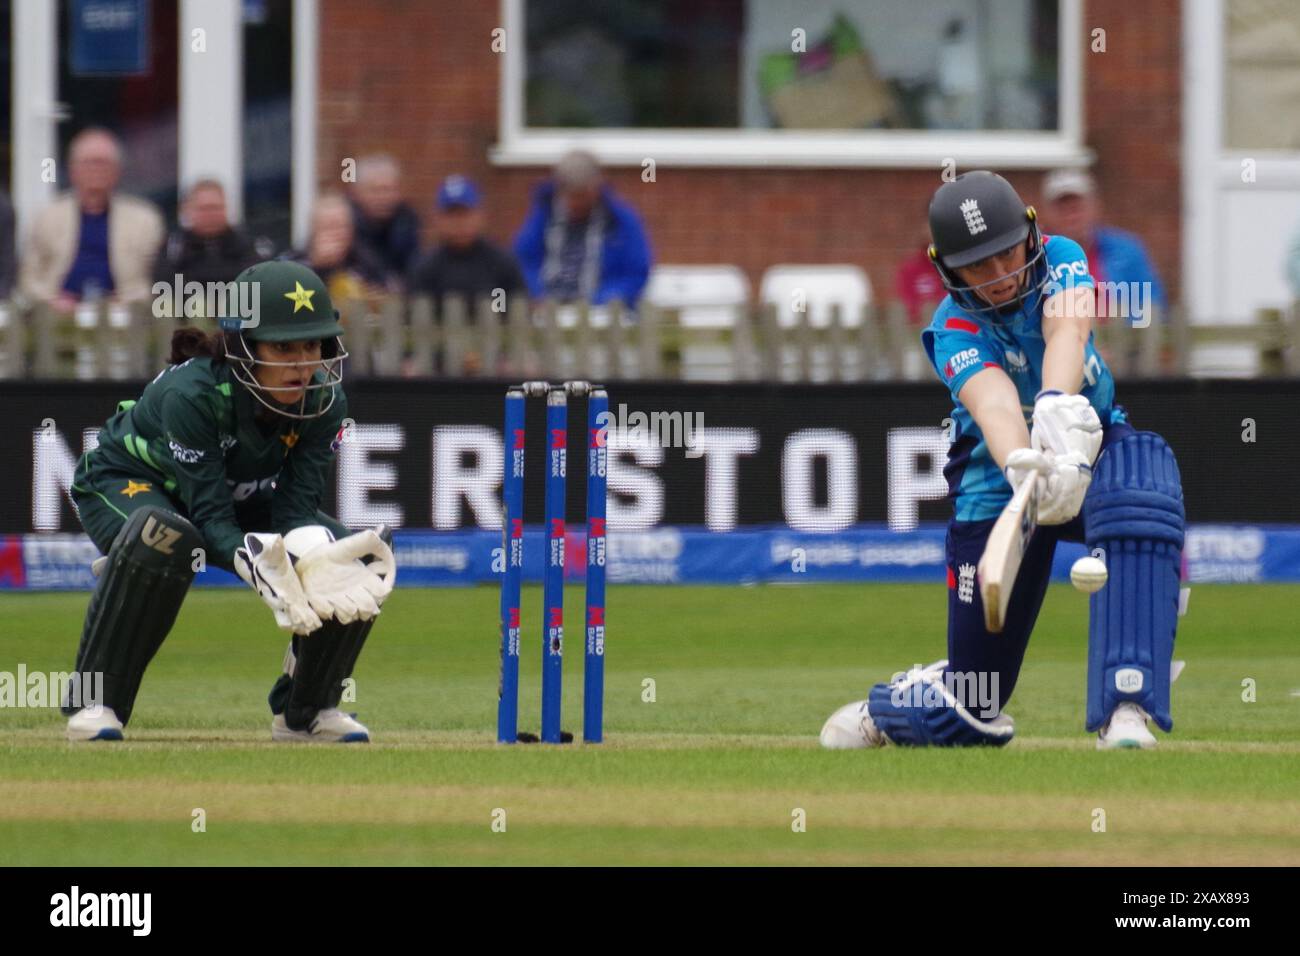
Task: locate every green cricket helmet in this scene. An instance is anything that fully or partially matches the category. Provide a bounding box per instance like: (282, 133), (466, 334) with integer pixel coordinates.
(218, 260), (349, 420)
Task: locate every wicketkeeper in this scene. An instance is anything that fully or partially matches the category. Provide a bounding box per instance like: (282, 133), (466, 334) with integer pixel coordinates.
(821, 171), (1184, 751)
(61, 260), (396, 742)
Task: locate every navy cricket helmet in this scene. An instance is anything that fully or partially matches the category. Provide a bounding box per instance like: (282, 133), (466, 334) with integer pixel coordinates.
(927, 170), (1048, 320)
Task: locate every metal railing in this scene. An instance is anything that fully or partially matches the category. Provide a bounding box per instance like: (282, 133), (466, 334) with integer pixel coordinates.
(1, 296), (1297, 381)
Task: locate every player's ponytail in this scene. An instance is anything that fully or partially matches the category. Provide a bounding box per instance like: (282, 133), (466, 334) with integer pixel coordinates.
(168, 327), (223, 364)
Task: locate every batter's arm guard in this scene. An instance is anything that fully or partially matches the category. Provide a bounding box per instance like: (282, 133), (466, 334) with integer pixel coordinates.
(1083, 430), (1185, 732)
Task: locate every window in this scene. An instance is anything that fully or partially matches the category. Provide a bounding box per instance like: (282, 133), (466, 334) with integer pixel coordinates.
(1223, 0), (1300, 150)
(243, 0), (294, 252)
(58, 0), (179, 222)
(496, 0), (1086, 168)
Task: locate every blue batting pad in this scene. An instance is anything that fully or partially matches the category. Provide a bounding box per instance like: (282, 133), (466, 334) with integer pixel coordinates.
(1083, 431), (1185, 732)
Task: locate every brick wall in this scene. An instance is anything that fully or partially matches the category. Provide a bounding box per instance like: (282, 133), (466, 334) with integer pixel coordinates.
(316, 0), (1181, 302)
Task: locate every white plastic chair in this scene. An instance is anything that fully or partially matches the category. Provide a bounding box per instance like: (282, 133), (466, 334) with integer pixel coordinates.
(759, 266), (873, 380)
(759, 265), (872, 328)
(644, 265), (751, 379)
(645, 265), (749, 326)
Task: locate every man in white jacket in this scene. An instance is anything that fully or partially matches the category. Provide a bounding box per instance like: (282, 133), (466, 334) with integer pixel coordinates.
(18, 127), (164, 310)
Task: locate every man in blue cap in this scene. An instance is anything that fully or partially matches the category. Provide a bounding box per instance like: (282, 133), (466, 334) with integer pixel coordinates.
(407, 174), (525, 312)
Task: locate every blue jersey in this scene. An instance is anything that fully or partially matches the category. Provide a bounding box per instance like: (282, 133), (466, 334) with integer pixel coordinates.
(920, 234), (1127, 522)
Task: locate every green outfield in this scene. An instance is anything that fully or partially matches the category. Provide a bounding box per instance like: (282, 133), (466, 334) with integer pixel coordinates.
(2, 583), (1298, 866)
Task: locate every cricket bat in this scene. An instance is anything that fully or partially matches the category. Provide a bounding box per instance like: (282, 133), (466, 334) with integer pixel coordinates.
(977, 475), (1039, 633)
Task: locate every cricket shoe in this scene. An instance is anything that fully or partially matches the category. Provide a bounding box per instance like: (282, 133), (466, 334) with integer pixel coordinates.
(66, 706), (124, 742)
(1096, 702), (1157, 750)
(272, 708), (370, 743)
(819, 699), (884, 749)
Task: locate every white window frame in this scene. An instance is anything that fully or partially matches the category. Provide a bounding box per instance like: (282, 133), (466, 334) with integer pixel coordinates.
(493, 0), (1091, 169)
(291, 0), (318, 247)
(10, 0), (60, 241)
(179, 0), (243, 219)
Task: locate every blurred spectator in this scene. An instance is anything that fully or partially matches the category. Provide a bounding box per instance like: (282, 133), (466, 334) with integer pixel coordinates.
(350, 154), (422, 287)
(0, 190), (14, 299)
(19, 128), (164, 309)
(154, 179), (260, 286)
(408, 176), (525, 309)
(1041, 169), (1167, 318)
(1287, 217), (1300, 301)
(288, 192), (391, 301)
(896, 227), (947, 323)
(515, 150), (651, 307)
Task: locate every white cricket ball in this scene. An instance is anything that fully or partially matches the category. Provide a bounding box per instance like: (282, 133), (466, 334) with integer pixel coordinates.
(1071, 556), (1108, 593)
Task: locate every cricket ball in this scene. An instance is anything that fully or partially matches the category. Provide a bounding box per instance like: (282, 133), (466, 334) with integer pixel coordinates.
(1070, 555), (1108, 593)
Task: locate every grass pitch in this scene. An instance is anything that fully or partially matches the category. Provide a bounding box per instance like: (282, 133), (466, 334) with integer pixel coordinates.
(2, 583), (1298, 865)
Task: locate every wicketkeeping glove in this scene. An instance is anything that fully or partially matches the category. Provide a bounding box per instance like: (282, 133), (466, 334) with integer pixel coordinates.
(285, 527), (396, 625)
(233, 533), (323, 635)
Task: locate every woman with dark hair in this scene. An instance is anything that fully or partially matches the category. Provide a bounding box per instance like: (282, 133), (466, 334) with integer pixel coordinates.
(62, 260), (396, 743)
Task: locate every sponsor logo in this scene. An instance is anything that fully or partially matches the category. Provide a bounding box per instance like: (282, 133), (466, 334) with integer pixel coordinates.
(944, 347), (981, 380)
(1049, 259), (1090, 282)
(960, 198), (987, 235)
(168, 440), (205, 463)
(957, 562), (976, 604)
(226, 475), (276, 501)
(770, 538), (944, 569)
(1004, 349), (1029, 372)
(1115, 668), (1144, 693)
(141, 515), (181, 555)
(607, 529), (683, 583)
(1185, 526), (1265, 583)
(397, 543), (471, 573)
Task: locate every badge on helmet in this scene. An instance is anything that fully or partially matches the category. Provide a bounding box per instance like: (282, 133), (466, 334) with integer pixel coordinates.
(927, 170), (1049, 320)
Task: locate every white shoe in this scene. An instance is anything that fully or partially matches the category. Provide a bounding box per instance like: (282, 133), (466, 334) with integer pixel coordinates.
(66, 706), (124, 742)
(1097, 702), (1157, 750)
(819, 699), (885, 749)
(272, 708), (370, 743)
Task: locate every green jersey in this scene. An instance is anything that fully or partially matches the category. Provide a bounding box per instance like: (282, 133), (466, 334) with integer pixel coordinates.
(87, 357), (348, 567)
